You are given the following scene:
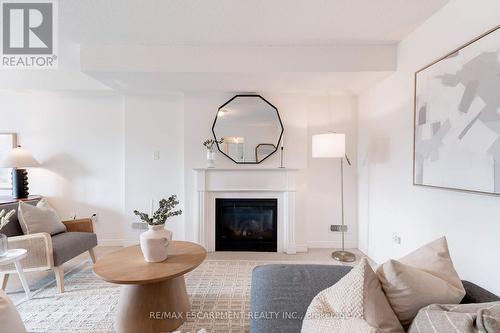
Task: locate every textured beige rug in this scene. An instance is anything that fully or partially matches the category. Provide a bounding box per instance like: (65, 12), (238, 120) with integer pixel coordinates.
(15, 259), (290, 333)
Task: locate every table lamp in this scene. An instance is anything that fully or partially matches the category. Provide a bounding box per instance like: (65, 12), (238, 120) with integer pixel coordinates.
(312, 133), (355, 262)
(0, 145), (40, 199)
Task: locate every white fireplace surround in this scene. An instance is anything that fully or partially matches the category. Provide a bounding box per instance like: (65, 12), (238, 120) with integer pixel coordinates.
(194, 168), (299, 254)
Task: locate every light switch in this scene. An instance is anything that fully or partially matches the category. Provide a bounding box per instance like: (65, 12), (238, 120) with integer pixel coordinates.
(154, 151), (160, 160)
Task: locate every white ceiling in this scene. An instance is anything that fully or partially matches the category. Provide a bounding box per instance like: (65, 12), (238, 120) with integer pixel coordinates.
(60, 0), (449, 45)
(4, 1), (450, 94)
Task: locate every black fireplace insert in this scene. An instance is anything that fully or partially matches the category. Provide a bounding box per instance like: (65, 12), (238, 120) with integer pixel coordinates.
(215, 198), (277, 252)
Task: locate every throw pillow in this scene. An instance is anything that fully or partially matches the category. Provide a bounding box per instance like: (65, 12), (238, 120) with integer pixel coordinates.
(0, 290), (27, 333)
(18, 198), (66, 235)
(376, 237), (465, 327)
(301, 258), (404, 333)
(408, 302), (500, 333)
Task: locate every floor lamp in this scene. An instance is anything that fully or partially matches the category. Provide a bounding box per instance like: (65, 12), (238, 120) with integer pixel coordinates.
(312, 133), (356, 262)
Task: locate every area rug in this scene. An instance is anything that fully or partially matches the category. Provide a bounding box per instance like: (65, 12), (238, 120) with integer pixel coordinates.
(16, 259), (342, 333)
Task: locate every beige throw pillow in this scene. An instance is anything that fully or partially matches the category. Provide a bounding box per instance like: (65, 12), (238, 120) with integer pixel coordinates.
(376, 237), (465, 327)
(0, 290), (27, 333)
(18, 199), (66, 235)
(302, 258), (404, 333)
(408, 302), (500, 333)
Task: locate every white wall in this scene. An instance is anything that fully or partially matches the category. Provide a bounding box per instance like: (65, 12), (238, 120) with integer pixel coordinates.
(0, 91), (125, 244)
(1, 90), (357, 250)
(183, 92), (358, 250)
(124, 95), (185, 244)
(307, 96), (358, 248)
(357, 0), (500, 294)
(0, 92), (187, 246)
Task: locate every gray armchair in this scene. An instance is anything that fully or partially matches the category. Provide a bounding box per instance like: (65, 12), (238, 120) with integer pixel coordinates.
(0, 199), (97, 293)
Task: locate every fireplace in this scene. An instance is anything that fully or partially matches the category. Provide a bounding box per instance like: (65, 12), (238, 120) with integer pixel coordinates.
(215, 198), (278, 252)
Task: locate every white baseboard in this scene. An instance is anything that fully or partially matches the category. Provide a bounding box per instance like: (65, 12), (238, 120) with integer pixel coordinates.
(96, 240), (357, 251)
(123, 240), (140, 247)
(295, 244), (308, 252)
(97, 239), (125, 246)
(358, 245), (368, 256)
(307, 240), (358, 249)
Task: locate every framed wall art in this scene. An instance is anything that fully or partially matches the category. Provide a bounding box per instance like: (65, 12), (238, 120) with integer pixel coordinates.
(414, 25), (500, 195)
(0, 133), (17, 190)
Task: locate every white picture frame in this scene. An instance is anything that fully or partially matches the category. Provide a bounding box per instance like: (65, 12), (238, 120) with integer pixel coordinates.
(0, 133), (17, 190)
(413, 25), (500, 195)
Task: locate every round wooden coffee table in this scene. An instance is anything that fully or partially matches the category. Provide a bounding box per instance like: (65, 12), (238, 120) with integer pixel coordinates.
(93, 241), (206, 333)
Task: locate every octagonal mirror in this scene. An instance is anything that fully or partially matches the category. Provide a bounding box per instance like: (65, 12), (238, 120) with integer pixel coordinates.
(212, 95), (284, 164)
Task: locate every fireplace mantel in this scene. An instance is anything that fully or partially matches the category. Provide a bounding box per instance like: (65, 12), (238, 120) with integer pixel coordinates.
(194, 168), (299, 254)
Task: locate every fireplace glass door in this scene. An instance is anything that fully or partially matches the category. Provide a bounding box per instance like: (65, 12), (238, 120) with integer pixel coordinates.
(215, 198), (277, 252)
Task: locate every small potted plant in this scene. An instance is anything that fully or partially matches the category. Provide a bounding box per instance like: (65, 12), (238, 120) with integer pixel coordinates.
(0, 209), (15, 257)
(133, 195), (182, 262)
(203, 138), (224, 168)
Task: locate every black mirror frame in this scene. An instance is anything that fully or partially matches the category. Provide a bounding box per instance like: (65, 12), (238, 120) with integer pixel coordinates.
(212, 94), (284, 164)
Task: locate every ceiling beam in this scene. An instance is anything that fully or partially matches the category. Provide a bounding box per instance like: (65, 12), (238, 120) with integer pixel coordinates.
(81, 44), (396, 73)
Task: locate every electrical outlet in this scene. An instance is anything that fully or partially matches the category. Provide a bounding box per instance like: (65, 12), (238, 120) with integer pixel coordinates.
(392, 233), (401, 245)
(330, 225), (348, 232)
(154, 151), (160, 160)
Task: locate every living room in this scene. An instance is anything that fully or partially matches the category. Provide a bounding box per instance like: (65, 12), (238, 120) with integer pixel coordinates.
(0, 1), (499, 332)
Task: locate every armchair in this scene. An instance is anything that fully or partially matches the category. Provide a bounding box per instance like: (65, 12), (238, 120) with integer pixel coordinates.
(0, 199), (97, 293)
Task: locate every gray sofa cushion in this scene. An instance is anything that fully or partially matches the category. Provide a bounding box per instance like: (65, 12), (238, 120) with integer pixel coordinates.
(51, 232), (97, 266)
(461, 280), (500, 304)
(250, 264), (352, 333)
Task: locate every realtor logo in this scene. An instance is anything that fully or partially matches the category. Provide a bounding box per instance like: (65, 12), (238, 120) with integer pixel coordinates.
(1, 0), (57, 68)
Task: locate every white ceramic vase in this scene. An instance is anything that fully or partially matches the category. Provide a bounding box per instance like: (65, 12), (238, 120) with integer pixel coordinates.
(207, 149), (215, 168)
(139, 224), (173, 263)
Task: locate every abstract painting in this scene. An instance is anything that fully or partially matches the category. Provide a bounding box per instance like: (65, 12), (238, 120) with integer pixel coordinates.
(0, 133), (16, 189)
(414, 25), (500, 195)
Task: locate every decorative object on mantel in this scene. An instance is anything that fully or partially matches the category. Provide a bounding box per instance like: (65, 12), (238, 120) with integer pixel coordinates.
(279, 146), (284, 168)
(279, 134), (285, 168)
(203, 138), (224, 168)
(133, 195), (182, 262)
(212, 94), (284, 164)
(312, 132), (355, 262)
(0, 208), (15, 256)
(414, 25), (500, 195)
(0, 133), (17, 190)
(0, 145), (40, 199)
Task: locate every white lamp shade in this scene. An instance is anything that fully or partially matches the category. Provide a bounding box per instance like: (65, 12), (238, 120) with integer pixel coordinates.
(312, 133), (346, 158)
(0, 146), (40, 168)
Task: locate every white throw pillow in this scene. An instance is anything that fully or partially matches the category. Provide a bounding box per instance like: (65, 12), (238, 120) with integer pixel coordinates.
(18, 198), (66, 235)
(0, 290), (27, 333)
(376, 237), (465, 327)
(302, 258), (404, 333)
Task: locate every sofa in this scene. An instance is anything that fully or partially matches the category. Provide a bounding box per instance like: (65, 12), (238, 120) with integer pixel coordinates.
(0, 198), (97, 293)
(250, 264), (500, 333)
